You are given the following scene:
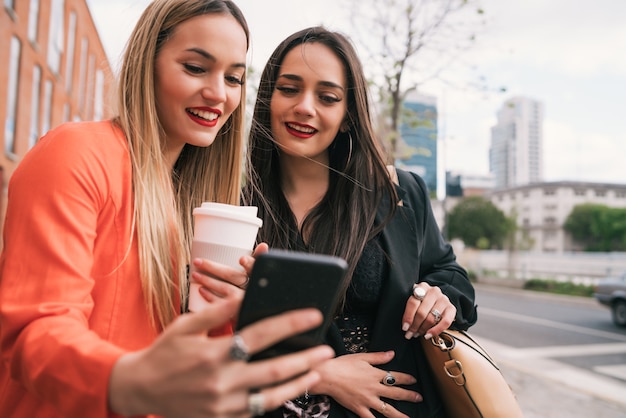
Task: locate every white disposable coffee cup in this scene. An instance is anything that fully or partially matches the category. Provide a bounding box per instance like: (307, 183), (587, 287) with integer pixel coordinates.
(188, 202), (263, 312)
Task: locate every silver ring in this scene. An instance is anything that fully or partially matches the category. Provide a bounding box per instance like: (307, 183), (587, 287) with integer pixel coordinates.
(412, 285), (426, 301)
(431, 308), (442, 323)
(239, 275), (250, 289)
(381, 371), (396, 386)
(229, 333), (250, 361)
(248, 392), (265, 416)
(381, 401), (387, 414)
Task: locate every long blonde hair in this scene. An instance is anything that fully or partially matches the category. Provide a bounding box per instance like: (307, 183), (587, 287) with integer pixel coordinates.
(115, 0), (249, 328)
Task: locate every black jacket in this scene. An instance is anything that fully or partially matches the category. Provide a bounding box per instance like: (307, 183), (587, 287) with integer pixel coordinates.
(326, 169), (478, 418)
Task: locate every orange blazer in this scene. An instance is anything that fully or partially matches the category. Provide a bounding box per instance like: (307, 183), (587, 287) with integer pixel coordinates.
(0, 121), (175, 418)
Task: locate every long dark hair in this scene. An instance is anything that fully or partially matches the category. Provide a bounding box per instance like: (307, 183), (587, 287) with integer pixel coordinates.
(243, 27), (397, 300)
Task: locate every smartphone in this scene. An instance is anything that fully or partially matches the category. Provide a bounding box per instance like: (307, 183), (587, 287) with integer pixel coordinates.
(235, 249), (349, 361)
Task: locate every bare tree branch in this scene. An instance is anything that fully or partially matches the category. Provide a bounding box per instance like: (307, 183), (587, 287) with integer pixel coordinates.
(344, 0), (488, 160)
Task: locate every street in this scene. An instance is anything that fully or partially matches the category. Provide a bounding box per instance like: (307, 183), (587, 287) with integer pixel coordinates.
(468, 284), (626, 417)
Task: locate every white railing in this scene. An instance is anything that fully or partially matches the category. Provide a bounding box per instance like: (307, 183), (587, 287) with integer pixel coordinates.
(455, 248), (626, 285)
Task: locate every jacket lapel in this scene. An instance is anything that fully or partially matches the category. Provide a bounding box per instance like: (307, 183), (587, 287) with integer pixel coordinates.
(369, 180), (421, 358)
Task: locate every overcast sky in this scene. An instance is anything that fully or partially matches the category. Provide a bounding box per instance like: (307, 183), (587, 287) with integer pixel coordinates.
(87, 0), (626, 186)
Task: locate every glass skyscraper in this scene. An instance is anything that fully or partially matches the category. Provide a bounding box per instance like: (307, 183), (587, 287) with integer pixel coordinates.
(396, 93), (438, 193)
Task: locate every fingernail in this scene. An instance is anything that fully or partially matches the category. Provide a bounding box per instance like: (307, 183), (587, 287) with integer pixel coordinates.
(424, 333), (432, 340)
(404, 331), (414, 339)
(402, 322), (410, 331)
(412, 333), (420, 339)
(415, 393), (423, 402)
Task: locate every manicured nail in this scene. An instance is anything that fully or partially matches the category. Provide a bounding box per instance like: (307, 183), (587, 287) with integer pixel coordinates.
(402, 322), (410, 331)
(412, 333), (420, 339)
(404, 331), (414, 339)
(415, 393), (423, 402)
(424, 333), (432, 340)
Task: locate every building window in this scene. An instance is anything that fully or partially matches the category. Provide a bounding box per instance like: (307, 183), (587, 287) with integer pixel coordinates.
(77, 37), (89, 111)
(574, 188), (586, 196)
(543, 189), (556, 196)
(4, 36), (21, 156)
(65, 11), (77, 94)
(595, 190), (606, 197)
(94, 70), (104, 120)
(47, 0), (65, 74)
(42, 80), (53, 135)
(29, 65), (42, 149)
(616, 191), (626, 198)
(85, 54), (96, 120)
(27, 0), (40, 44)
(63, 103), (70, 123)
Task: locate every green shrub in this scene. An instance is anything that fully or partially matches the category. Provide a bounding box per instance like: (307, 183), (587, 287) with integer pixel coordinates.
(523, 278), (594, 297)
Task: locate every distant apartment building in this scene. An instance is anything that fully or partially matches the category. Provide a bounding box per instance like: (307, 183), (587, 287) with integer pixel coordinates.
(489, 97), (544, 189)
(1, 0), (115, 238)
(396, 92), (438, 193)
(487, 181), (626, 253)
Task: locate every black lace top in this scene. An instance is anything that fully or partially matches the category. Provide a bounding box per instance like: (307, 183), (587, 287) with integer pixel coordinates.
(335, 236), (388, 354)
(281, 236), (390, 418)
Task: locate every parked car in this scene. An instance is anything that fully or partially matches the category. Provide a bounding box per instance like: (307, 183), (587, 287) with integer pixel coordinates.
(594, 271), (626, 327)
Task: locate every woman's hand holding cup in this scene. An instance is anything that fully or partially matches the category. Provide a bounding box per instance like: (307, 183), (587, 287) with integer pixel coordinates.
(188, 203), (263, 313)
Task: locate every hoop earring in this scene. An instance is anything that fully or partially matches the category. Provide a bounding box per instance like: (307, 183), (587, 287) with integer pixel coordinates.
(346, 132), (353, 167)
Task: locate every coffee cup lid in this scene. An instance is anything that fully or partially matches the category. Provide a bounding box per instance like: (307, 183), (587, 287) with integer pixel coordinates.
(193, 203), (262, 227)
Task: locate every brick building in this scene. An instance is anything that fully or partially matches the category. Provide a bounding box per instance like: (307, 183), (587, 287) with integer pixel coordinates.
(0, 0), (115, 241)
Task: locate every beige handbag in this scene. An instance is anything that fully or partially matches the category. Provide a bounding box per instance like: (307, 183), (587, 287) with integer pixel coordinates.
(386, 165), (522, 416)
(421, 330), (525, 418)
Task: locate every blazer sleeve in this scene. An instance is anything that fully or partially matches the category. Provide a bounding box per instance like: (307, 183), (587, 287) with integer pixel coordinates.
(398, 169), (478, 330)
(0, 124), (126, 417)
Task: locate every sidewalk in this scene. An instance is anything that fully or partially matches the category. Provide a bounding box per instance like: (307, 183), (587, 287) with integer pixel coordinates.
(471, 284), (626, 417)
(480, 323), (626, 417)
(498, 360), (626, 418)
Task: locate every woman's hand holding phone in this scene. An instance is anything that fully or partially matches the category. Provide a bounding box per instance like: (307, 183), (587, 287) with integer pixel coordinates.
(109, 297), (334, 417)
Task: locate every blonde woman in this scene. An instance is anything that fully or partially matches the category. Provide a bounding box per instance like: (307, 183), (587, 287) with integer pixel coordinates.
(0, 2), (332, 417)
